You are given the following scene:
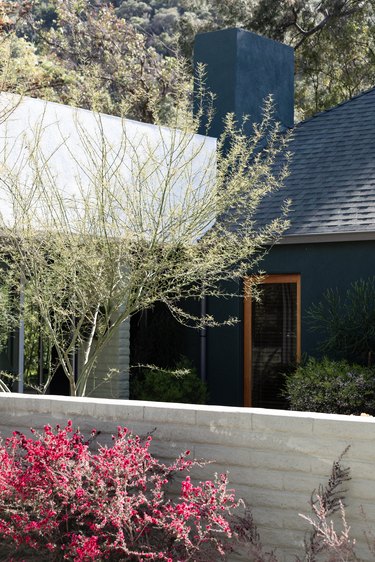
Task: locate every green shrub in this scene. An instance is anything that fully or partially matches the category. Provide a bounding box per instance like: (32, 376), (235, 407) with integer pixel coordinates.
(131, 357), (208, 404)
(308, 278), (375, 366)
(284, 357), (375, 415)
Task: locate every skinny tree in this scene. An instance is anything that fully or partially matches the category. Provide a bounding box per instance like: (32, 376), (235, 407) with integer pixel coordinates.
(0, 92), (290, 396)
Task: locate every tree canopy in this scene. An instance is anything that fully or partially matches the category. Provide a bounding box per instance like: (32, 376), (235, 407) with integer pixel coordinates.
(0, 93), (289, 395)
(1, 0), (375, 122)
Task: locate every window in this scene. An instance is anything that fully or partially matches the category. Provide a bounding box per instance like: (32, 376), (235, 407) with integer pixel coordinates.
(244, 275), (301, 408)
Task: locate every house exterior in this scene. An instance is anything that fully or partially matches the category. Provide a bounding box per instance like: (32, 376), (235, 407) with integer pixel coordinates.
(4, 29), (374, 407)
(186, 28), (375, 408)
(0, 93), (216, 398)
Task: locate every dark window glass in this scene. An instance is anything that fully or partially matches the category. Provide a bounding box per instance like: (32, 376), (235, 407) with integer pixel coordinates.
(251, 283), (297, 408)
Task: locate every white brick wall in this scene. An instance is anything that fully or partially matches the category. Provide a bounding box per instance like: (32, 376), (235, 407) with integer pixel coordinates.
(79, 318), (130, 399)
(0, 395), (374, 561)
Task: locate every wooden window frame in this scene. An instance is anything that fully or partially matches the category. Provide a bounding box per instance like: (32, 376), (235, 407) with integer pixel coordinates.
(243, 274), (301, 407)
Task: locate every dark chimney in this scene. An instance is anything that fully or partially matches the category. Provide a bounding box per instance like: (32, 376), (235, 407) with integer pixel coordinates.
(194, 28), (294, 138)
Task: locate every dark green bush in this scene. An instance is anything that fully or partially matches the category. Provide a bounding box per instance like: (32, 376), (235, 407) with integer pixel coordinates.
(131, 357), (208, 404)
(308, 278), (375, 366)
(284, 357), (375, 415)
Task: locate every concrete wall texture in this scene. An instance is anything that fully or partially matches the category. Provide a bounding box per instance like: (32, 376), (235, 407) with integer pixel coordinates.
(0, 394), (374, 561)
(82, 317), (130, 400)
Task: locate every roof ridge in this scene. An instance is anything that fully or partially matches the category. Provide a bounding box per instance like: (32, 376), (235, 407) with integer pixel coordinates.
(294, 84), (375, 129)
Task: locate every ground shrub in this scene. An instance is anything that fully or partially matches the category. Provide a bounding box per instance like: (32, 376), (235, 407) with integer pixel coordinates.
(0, 421), (241, 561)
(284, 357), (375, 415)
(308, 278), (375, 366)
(131, 357), (208, 404)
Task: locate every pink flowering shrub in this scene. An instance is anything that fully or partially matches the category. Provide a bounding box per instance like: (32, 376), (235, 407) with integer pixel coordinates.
(0, 421), (243, 561)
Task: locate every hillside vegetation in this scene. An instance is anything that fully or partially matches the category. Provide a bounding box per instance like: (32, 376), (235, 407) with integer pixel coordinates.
(1, 0), (374, 123)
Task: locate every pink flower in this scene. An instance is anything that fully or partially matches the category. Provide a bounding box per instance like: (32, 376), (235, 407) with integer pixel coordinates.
(0, 422), (240, 560)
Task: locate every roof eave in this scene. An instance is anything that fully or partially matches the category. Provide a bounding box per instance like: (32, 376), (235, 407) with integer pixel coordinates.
(277, 231), (375, 245)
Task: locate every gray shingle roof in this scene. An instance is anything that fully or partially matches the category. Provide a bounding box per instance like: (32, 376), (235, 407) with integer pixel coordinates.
(254, 86), (375, 238)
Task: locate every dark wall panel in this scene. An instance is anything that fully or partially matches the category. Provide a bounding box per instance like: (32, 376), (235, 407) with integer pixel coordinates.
(204, 240), (375, 406)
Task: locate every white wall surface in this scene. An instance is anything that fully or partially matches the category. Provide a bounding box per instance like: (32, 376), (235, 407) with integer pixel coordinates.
(79, 317), (130, 399)
(0, 394), (374, 561)
(0, 93), (217, 241)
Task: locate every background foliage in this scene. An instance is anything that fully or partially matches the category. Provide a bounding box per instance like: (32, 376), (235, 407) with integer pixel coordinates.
(2, 0), (375, 122)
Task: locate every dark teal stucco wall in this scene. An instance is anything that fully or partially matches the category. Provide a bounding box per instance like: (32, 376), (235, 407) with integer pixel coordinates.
(201, 240), (375, 406)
